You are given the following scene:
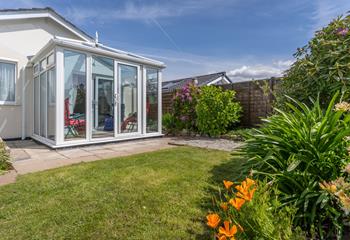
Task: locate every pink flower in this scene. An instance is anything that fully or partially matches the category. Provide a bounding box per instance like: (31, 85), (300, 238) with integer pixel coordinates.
(336, 27), (349, 36)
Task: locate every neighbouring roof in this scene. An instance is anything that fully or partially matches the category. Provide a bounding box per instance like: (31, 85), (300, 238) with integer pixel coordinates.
(162, 72), (232, 92)
(0, 7), (94, 42)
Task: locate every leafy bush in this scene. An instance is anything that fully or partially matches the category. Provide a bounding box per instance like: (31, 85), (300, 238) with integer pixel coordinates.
(172, 83), (200, 133)
(0, 140), (11, 172)
(162, 113), (178, 134)
(239, 94), (350, 237)
(206, 178), (305, 239)
(276, 15), (350, 108)
(196, 86), (241, 137)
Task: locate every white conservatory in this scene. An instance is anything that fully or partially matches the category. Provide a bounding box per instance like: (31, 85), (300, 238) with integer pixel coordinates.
(30, 37), (165, 148)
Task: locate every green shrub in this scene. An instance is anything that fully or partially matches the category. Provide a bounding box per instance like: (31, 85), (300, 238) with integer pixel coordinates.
(172, 83), (200, 133)
(162, 113), (179, 134)
(0, 140), (11, 172)
(276, 15), (350, 108)
(196, 86), (241, 137)
(238, 93), (350, 237)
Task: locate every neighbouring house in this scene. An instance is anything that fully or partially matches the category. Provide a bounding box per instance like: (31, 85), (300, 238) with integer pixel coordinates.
(162, 72), (232, 92)
(0, 8), (165, 148)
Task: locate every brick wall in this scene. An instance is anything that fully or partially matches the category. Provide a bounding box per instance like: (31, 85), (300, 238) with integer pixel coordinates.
(162, 78), (279, 127)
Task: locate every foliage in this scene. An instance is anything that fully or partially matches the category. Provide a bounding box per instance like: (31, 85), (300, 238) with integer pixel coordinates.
(162, 113), (178, 134)
(196, 86), (242, 137)
(238, 93), (350, 238)
(172, 83), (200, 133)
(0, 140), (11, 172)
(0, 147), (231, 239)
(207, 178), (305, 239)
(276, 15), (350, 108)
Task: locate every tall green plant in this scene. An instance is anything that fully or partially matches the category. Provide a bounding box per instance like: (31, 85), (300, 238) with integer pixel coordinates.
(196, 86), (241, 137)
(277, 15), (350, 108)
(238, 93), (350, 238)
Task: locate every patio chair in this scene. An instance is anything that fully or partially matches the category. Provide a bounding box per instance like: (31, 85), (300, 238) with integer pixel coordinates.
(64, 98), (86, 137)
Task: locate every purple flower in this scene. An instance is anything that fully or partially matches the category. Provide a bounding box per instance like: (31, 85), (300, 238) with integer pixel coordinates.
(180, 115), (188, 121)
(336, 27), (349, 36)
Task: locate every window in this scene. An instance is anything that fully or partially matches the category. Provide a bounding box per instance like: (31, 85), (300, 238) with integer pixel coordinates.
(146, 68), (159, 133)
(40, 59), (46, 72)
(47, 53), (55, 66)
(64, 50), (87, 140)
(0, 61), (15, 103)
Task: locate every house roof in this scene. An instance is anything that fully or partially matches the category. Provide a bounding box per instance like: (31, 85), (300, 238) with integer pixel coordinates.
(0, 8), (165, 68)
(162, 72), (232, 92)
(0, 7), (94, 42)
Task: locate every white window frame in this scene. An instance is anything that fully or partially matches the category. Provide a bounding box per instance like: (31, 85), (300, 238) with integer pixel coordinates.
(116, 60), (142, 137)
(0, 58), (17, 105)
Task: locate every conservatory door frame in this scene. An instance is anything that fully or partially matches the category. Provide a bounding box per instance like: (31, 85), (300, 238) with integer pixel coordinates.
(114, 60), (142, 138)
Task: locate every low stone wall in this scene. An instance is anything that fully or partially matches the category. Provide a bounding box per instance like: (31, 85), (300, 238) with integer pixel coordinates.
(162, 78), (279, 127)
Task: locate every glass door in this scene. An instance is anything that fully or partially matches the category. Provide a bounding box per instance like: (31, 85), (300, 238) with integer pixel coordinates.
(118, 64), (140, 134)
(91, 56), (115, 138)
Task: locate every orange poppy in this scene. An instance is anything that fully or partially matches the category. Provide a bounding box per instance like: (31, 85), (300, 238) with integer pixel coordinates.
(245, 178), (255, 188)
(220, 202), (228, 211)
(206, 213), (221, 228)
(223, 180), (234, 190)
(217, 235), (228, 240)
(237, 187), (256, 201)
(229, 197), (245, 210)
(219, 221), (237, 238)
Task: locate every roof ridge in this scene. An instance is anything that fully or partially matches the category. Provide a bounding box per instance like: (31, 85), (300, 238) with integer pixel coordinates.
(169, 71), (226, 82)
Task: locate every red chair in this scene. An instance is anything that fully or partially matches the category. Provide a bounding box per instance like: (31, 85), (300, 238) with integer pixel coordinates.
(64, 98), (86, 137)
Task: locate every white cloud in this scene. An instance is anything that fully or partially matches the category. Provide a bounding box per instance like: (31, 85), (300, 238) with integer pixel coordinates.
(311, 0), (350, 34)
(227, 60), (293, 82)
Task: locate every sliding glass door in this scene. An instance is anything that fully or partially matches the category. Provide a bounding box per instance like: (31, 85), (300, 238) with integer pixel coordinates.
(92, 56), (114, 138)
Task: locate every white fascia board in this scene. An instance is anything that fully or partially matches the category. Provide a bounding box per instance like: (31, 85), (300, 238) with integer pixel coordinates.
(54, 39), (166, 68)
(0, 12), (92, 42)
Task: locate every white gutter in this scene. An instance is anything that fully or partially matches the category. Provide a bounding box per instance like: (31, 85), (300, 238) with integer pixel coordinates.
(29, 38), (166, 68)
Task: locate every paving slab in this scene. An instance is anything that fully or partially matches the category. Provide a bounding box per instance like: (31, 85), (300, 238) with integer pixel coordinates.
(1, 137), (175, 186)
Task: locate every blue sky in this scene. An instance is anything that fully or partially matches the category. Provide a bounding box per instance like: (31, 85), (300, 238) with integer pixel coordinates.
(2, 0), (350, 81)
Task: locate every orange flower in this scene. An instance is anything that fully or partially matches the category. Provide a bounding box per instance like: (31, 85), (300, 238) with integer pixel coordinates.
(220, 202), (228, 211)
(217, 235), (228, 240)
(219, 221), (237, 238)
(229, 197), (245, 210)
(237, 187), (256, 201)
(223, 180), (234, 190)
(245, 178), (255, 188)
(206, 213), (221, 228)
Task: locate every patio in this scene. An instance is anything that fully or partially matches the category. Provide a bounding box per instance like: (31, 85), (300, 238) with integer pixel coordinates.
(6, 137), (174, 176)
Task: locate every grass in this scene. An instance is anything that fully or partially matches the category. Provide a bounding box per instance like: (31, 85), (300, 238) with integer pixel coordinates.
(0, 146), (246, 240)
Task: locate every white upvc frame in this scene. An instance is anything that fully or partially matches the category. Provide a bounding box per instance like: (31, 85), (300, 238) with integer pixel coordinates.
(143, 67), (162, 135)
(32, 49), (56, 144)
(0, 58), (18, 105)
(33, 45), (163, 148)
(116, 60), (142, 137)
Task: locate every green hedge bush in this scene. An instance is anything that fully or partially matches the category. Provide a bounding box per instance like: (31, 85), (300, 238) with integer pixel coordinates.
(239, 94), (350, 238)
(276, 14), (350, 108)
(0, 140), (11, 172)
(196, 86), (242, 137)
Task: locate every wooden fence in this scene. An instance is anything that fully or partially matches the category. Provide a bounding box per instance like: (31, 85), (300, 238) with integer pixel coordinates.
(162, 78), (279, 126)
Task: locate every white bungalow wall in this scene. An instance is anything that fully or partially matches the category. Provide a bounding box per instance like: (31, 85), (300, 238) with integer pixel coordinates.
(0, 18), (86, 139)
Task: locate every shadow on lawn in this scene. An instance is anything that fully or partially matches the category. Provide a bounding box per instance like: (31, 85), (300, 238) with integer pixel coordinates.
(192, 153), (249, 239)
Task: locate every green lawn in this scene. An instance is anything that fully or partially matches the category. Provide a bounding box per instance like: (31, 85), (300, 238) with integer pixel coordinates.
(0, 146), (245, 240)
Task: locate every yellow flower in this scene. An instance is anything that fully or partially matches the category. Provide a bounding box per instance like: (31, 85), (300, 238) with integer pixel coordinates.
(223, 180), (234, 190)
(220, 202), (228, 211)
(206, 213), (221, 228)
(218, 221), (237, 239)
(319, 181), (337, 193)
(229, 197), (245, 211)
